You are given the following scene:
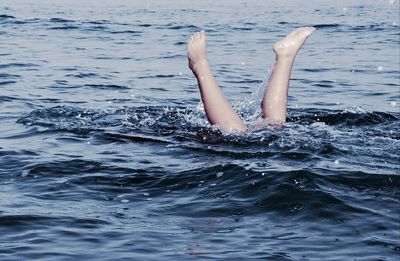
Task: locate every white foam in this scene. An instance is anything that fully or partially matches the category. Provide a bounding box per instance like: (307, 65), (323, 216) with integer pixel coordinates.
(21, 169), (30, 177)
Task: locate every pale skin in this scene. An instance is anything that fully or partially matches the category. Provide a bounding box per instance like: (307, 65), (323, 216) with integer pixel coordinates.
(187, 27), (315, 133)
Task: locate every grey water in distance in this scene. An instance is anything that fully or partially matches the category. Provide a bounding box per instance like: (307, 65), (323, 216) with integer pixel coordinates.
(1, 0), (399, 260)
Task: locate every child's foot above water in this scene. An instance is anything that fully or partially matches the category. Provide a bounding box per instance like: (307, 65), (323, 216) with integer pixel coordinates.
(273, 27), (315, 58)
(187, 31), (208, 72)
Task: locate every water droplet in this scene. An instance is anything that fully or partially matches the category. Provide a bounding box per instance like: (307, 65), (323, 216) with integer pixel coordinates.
(377, 66), (383, 71)
(21, 170), (30, 177)
(390, 101), (397, 107)
(334, 160), (340, 165)
(232, 209), (245, 216)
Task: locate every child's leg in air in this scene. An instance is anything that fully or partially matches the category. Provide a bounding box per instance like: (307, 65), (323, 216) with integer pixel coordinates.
(261, 27), (315, 123)
(188, 31), (246, 133)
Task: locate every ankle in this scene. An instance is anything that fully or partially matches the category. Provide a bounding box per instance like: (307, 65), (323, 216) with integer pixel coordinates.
(190, 59), (209, 73)
(275, 55), (295, 65)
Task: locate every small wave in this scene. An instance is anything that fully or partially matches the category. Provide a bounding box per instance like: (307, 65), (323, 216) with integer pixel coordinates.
(0, 63), (39, 69)
(349, 23), (393, 32)
(83, 84), (130, 90)
(0, 73), (21, 79)
(49, 17), (75, 23)
(231, 27), (254, 31)
(85, 25), (109, 31)
(174, 41), (187, 46)
(87, 20), (110, 25)
(137, 23), (152, 28)
(289, 109), (399, 126)
(301, 68), (336, 73)
(0, 80), (17, 85)
(17, 105), (400, 135)
(109, 30), (142, 35)
(158, 23), (198, 30)
(65, 72), (99, 79)
(0, 214), (109, 231)
(138, 74), (178, 79)
(16, 106), (400, 170)
(0, 14), (15, 19)
(313, 23), (397, 33)
(0, 17), (40, 25)
(49, 26), (80, 30)
(0, 95), (20, 102)
(314, 23), (341, 29)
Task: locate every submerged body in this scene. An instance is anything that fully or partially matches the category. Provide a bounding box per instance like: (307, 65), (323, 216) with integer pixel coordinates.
(187, 27), (315, 133)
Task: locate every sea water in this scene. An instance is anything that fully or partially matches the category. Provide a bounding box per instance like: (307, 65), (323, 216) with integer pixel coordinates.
(0, 0), (399, 260)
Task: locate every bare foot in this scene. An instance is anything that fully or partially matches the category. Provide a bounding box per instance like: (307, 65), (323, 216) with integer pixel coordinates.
(273, 27), (315, 58)
(187, 31), (208, 72)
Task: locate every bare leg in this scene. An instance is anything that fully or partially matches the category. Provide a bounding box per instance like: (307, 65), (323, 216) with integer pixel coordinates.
(261, 27), (315, 123)
(188, 31), (246, 133)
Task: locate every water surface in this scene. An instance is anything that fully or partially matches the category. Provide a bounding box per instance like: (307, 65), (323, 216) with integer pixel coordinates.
(1, 0), (399, 260)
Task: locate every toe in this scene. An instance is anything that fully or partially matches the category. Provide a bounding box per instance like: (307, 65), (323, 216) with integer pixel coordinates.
(199, 31), (205, 39)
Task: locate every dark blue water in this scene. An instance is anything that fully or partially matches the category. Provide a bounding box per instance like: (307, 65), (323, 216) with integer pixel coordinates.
(1, 0), (399, 260)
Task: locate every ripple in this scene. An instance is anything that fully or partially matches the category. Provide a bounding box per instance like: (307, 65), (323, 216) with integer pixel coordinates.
(49, 26), (80, 30)
(0, 14), (16, 19)
(109, 30), (142, 35)
(82, 84), (130, 90)
(0, 80), (17, 85)
(49, 17), (75, 23)
(65, 72), (99, 78)
(0, 63), (39, 69)
(0, 73), (21, 79)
